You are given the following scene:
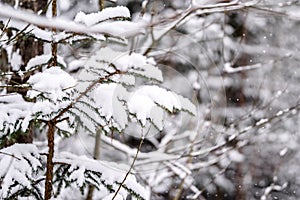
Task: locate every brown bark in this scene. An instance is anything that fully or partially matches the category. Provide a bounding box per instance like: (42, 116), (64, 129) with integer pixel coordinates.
(51, 0), (57, 67)
(99, 0), (105, 11)
(44, 120), (56, 200)
(44, 1), (57, 199)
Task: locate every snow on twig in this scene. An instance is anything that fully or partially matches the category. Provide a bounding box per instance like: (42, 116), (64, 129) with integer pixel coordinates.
(0, 3), (144, 37)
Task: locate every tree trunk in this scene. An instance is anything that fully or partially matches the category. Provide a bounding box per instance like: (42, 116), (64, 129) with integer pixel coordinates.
(44, 121), (56, 200)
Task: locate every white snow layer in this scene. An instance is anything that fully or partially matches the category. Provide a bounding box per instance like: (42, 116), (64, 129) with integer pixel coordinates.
(0, 144), (41, 197)
(25, 54), (66, 71)
(93, 83), (129, 131)
(85, 47), (163, 81)
(75, 6), (130, 26)
(128, 92), (164, 130)
(133, 85), (197, 115)
(27, 67), (76, 101)
(11, 50), (22, 71)
(0, 94), (33, 134)
(92, 83), (196, 131)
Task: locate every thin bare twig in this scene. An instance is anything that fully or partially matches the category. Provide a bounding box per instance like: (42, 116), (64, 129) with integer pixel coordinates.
(0, 151), (21, 160)
(112, 136), (145, 200)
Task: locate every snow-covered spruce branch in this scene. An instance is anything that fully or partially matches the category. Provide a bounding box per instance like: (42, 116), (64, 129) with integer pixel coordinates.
(53, 152), (147, 200)
(0, 144), (42, 199)
(42, 56), (122, 199)
(52, 70), (122, 122)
